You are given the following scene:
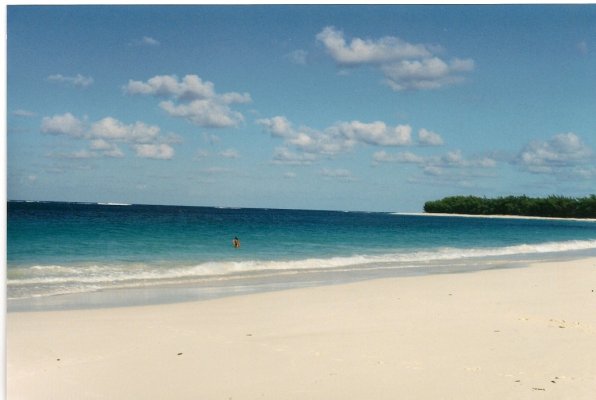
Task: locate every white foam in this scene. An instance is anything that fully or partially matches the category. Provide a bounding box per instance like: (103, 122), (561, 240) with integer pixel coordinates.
(8, 239), (596, 296)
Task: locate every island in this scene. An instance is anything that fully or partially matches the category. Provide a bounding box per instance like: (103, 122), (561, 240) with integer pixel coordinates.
(423, 195), (596, 219)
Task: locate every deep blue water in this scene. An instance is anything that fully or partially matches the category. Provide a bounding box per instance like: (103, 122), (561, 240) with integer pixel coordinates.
(7, 201), (596, 304)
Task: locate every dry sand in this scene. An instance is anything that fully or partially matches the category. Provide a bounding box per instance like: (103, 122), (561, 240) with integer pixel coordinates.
(7, 257), (596, 399)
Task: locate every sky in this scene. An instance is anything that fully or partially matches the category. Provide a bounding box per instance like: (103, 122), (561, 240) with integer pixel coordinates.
(6, 4), (596, 212)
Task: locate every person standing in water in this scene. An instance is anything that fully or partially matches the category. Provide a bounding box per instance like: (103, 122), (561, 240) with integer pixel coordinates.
(232, 236), (240, 248)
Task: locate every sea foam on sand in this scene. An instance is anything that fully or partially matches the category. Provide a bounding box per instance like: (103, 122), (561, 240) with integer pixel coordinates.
(7, 257), (596, 399)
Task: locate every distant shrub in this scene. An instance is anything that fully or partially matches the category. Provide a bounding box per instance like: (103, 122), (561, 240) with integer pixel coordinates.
(423, 195), (596, 219)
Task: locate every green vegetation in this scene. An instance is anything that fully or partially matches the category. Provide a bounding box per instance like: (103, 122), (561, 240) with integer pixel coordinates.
(423, 195), (596, 219)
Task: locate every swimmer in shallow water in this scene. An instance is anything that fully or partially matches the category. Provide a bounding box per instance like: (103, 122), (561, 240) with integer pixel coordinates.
(232, 236), (240, 248)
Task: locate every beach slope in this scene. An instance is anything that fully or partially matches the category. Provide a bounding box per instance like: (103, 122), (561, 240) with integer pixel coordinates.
(7, 257), (596, 399)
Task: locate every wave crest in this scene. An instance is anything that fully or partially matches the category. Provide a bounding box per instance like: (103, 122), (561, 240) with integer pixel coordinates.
(8, 239), (596, 299)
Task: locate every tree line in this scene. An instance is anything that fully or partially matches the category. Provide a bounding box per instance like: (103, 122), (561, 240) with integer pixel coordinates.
(423, 195), (596, 219)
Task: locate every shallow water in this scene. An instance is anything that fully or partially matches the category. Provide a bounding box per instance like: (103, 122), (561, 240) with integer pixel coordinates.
(7, 201), (596, 310)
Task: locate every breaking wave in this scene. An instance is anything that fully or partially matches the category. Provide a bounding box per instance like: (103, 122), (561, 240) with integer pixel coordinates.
(7, 239), (596, 300)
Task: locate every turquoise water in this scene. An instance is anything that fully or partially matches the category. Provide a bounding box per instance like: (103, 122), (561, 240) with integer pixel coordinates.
(7, 201), (596, 307)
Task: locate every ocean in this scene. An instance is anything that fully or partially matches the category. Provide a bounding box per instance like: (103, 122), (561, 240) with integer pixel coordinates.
(7, 201), (596, 311)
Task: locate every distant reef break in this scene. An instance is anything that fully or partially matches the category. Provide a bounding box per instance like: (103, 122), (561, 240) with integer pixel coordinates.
(423, 195), (596, 219)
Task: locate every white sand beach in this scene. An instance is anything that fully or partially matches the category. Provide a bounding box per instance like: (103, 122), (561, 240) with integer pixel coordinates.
(395, 212), (596, 223)
(7, 257), (596, 399)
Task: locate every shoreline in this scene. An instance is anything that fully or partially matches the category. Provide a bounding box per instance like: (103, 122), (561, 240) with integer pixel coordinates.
(396, 212), (596, 222)
(9, 250), (595, 313)
(8, 256), (596, 399)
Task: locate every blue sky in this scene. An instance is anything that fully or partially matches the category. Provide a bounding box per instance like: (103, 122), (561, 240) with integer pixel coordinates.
(6, 5), (596, 212)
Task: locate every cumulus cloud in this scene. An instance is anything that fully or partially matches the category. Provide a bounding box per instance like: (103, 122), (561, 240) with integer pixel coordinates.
(41, 113), (85, 137)
(514, 132), (592, 175)
(258, 116), (417, 159)
(126, 75), (216, 100)
(320, 168), (356, 181)
(47, 73), (94, 88)
(332, 121), (412, 146)
(383, 57), (474, 91)
(373, 150), (425, 164)
(316, 26), (474, 92)
(372, 149), (497, 181)
(417, 128), (444, 146)
(89, 139), (125, 158)
(438, 150), (497, 168)
(90, 117), (160, 143)
(316, 26), (432, 65)
(159, 99), (244, 128)
(133, 143), (174, 160)
(124, 74), (251, 128)
(258, 116), (294, 138)
(272, 147), (318, 165)
(40, 113), (176, 160)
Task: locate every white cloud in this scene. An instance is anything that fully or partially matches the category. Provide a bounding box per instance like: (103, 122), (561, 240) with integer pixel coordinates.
(41, 113), (176, 160)
(125, 74), (251, 128)
(89, 139), (125, 158)
(515, 132), (593, 174)
(130, 36), (160, 46)
(316, 26), (432, 65)
(373, 150), (425, 164)
(422, 165), (443, 177)
(47, 73), (94, 88)
(417, 128), (444, 146)
(12, 109), (37, 117)
(141, 36), (160, 46)
(373, 149), (497, 183)
(133, 143), (174, 160)
(90, 118), (160, 144)
(571, 166), (596, 179)
(272, 147), (317, 165)
(316, 26), (474, 92)
(382, 57), (474, 91)
(256, 116), (294, 138)
(41, 113), (85, 137)
(160, 99), (244, 128)
(126, 74), (216, 100)
(333, 121), (412, 146)
(258, 116), (414, 158)
(439, 150), (496, 168)
(320, 168), (356, 181)
(289, 126), (355, 155)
